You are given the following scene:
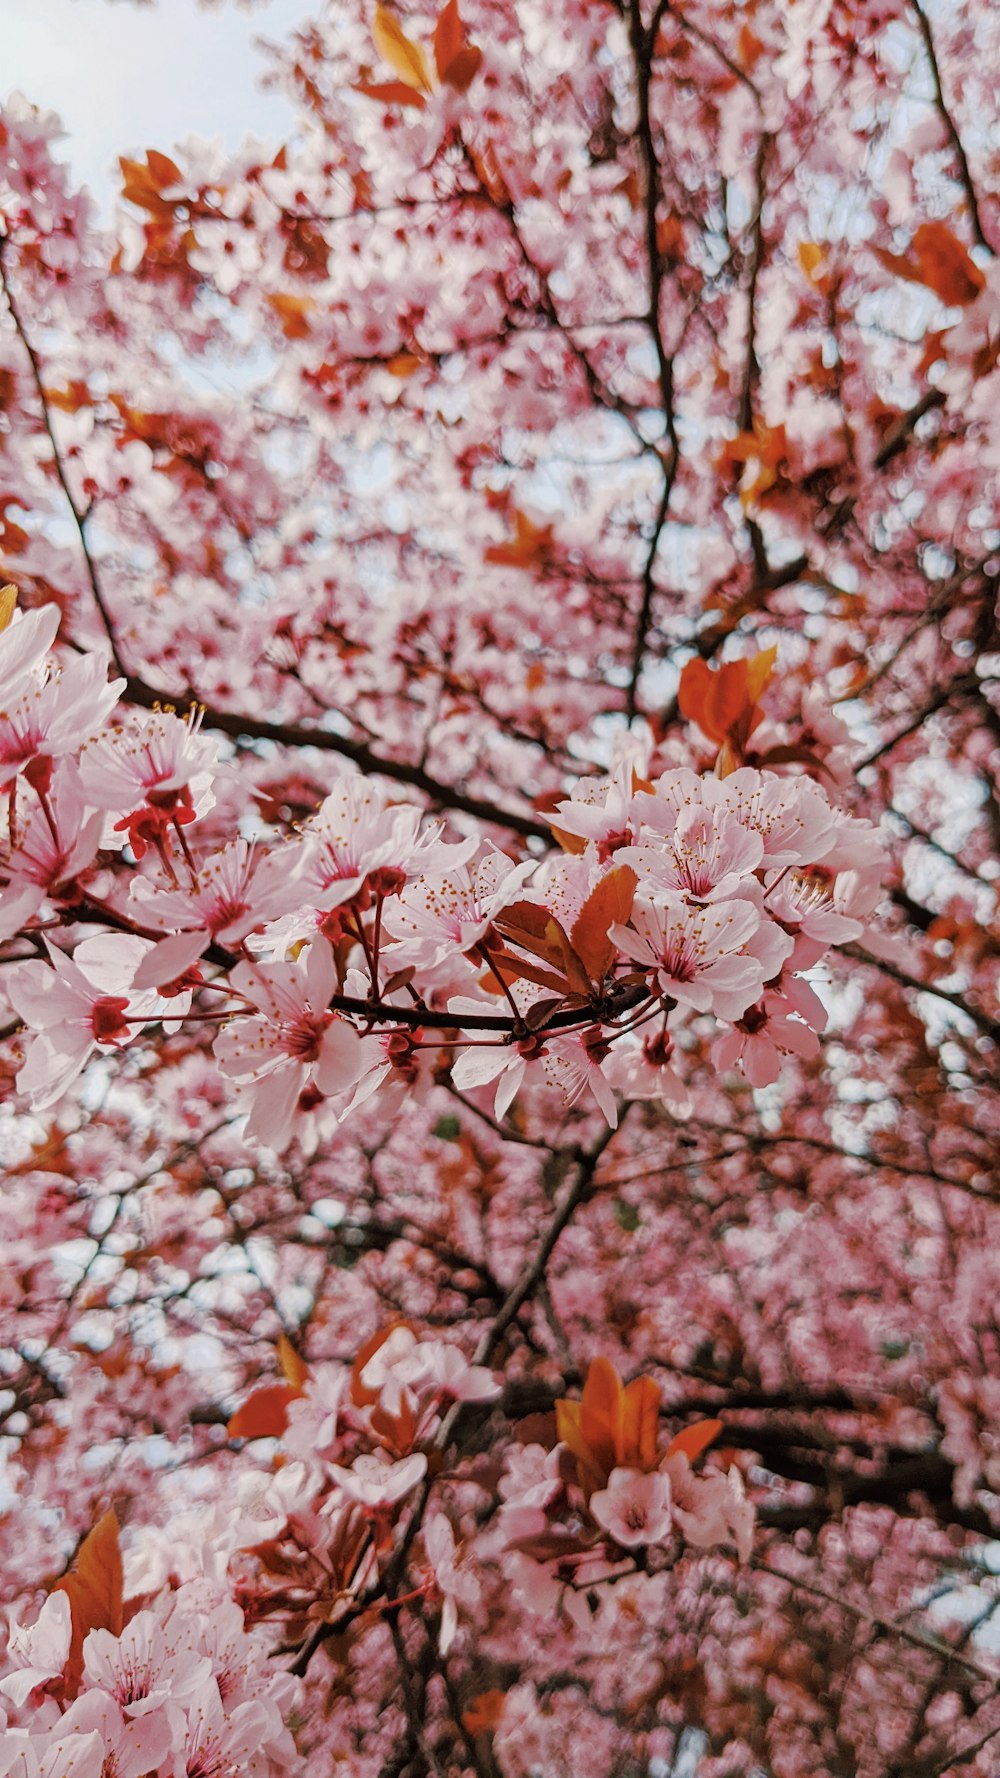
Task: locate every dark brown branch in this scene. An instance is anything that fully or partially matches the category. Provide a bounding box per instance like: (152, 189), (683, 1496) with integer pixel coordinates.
(910, 0), (993, 253)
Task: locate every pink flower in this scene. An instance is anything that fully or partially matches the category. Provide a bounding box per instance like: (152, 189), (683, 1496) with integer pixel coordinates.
(215, 942), (364, 1150)
(619, 804), (763, 901)
(0, 1729), (104, 1778)
(384, 850), (537, 967)
(82, 1608), (210, 1716)
(58, 1691), (173, 1778)
(358, 1328), (500, 1416)
(77, 706), (219, 858)
(293, 776), (476, 919)
(130, 837), (307, 987)
(0, 766), (103, 939)
(712, 992), (821, 1087)
(423, 1514), (478, 1654)
(552, 762), (640, 857)
(590, 1468), (674, 1549)
(0, 1592), (72, 1709)
(0, 652), (123, 795)
(326, 1452), (428, 1508)
(0, 604), (60, 706)
(8, 935), (189, 1110)
(540, 1031), (619, 1127)
(663, 1453), (754, 1562)
(177, 1679), (272, 1778)
(611, 897), (787, 1021)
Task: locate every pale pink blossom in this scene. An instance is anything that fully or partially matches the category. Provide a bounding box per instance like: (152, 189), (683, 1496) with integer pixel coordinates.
(0, 604), (60, 705)
(0, 1729), (104, 1778)
(423, 1514), (478, 1654)
(293, 776), (475, 919)
(82, 1608), (210, 1717)
(58, 1690), (173, 1778)
(619, 804), (763, 901)
(77, 706), (219, 857)
(8, 934), (190, 1109)
(358, 1328), (500, 1416)
(590, 1467), (674, 1549)
(539, 1031), (619, 1127)
(0, 767), (103, 939)
(663, 1453), (754, 1562)
(130, 837), (308, 988)
(0, 1592), (72, 1709)
(326, 1452), (428, 1508)
(611, 897), (788, 1021)
(177, 1678), (272, 1778)
(383, 850), (537, 967)
(0, 653), (124, 796)
(712, 992), (821, 1086)
(215, 942), (364, 1150)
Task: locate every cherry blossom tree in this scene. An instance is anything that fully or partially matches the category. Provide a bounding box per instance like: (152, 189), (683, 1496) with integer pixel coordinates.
(1, 0), (999, 1772)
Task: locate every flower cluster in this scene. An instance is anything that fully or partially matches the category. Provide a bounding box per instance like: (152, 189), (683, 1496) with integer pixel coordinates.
(497, 1360), (752, 1616)
(0, 1577), (296, 1777)
(0, 599), (885, 1146)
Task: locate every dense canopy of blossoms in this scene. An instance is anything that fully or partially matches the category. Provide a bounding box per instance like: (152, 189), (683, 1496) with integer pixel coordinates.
(1, 0), (1000, 1772)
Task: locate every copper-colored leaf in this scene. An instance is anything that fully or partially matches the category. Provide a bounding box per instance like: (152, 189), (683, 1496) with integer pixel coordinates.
(570, 866), (638, 985)
(0, 584), (17, 631)
(227, 1382), (301, 1440)
(277, 1332), (309, 1390)
(678, 646), (777, 749)
(372, 6), (435, 93)
(439, 44), (483, 92)
(485, 511), (555, 568)
(579, 1356), (623, 1483)
(621, 1375), (661, 1470)
(667, 1418), (724, 1463)
(55, 1508), (124, 1694)
(354, 78), (429, 109)
(874, 220), (984, 307)
(462, 1688), (506, 1736)
(350, 1320), (411, 1406)
(433, 0), (464, 77)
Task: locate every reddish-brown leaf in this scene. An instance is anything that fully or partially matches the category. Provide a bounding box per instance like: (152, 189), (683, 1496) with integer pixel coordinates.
(372, 6), (435, 93)
(620, 1375), (661, 1470)
(354, 79), (429, 109)
(667, 1418), (724, 1463)
(54, 1508), (124, 1694)
(227, 1382), (301, 1441)
(570, 866), (638, 985)
(462, 1688), (506, 1736)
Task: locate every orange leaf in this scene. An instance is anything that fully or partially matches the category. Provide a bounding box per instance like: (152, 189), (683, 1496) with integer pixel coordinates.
(355, 78), (428, 109)
(620, 1375), (661, 1469)
(227, 1382), (301, 1440)
(277, 1332), (310, 1390)
(433, 0), (464, 77)
(54, 1508), (124, 1693)
(798, 241), (827, 287)
(432, 0), (482, 91)
(485, 510), (555, 569)
(667, 1418), (724, 1463)
(439, 44), (483, 92)
(579, 1356), (624, 1482)
(350, 1320), (412, 1406)
(0, 584), (17, 632)
(874, 221), (984, 307)
(570, 866), (638, 985)
(266, 294), (314, 339)
(462, 1688), (506, 1736)
(145, 148), (183, 189)
(372, 5), (435, 93)
(678, 647), (776, 748)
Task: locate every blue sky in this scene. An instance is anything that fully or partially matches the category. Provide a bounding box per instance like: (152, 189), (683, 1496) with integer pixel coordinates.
(6, 0), (314, 209)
